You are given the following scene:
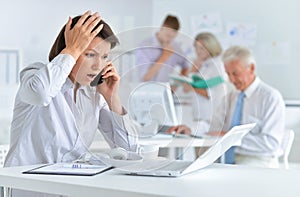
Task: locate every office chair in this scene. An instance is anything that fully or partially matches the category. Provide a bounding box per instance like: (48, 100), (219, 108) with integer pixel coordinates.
(0, 144), (9, 168)
(0, 144), (9, 197)
(280, 129), (295, 169)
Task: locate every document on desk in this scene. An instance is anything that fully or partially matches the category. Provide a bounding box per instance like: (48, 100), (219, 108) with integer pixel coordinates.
(22, 163), (113, 176)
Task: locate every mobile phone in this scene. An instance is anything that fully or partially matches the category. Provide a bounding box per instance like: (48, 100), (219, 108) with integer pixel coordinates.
(90, 71), (104, 87)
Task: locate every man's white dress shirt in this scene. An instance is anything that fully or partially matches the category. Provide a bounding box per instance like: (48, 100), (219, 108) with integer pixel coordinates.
(210, 77), (285, 157)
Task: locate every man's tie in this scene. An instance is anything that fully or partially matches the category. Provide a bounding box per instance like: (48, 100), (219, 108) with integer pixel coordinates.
(224, 92), (245, 164)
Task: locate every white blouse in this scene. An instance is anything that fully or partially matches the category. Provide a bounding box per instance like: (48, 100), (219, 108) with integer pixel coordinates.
(190, 57), (228, 122)
(4, 54), (138, 167)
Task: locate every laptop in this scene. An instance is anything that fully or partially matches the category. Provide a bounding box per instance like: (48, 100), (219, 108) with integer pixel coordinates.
(117, 123), (256, 177)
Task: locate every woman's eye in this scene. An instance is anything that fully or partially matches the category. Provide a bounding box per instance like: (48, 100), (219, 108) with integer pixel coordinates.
(102, 55), (111, 61)
(85, 53), (96, 58)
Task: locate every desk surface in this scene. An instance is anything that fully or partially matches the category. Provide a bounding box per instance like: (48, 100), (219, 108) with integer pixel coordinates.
(90, 134), (218, 151)
(1, 164), (300, 197)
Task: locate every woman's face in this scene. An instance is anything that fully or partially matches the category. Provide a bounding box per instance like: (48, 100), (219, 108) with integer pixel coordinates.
(194, 40), (210, 61)
(70, 37), (111, 86)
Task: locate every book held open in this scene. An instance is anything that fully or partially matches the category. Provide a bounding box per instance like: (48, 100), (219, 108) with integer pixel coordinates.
(170, 74), (224, 89)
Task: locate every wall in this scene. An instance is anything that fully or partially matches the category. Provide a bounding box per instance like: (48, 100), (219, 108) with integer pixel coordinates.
(0, 0), (153, 67)
(152, 0), (300, 99)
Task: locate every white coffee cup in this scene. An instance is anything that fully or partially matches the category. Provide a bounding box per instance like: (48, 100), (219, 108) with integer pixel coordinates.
(109, 147), (128, 160)
(138, 143), (159, 159)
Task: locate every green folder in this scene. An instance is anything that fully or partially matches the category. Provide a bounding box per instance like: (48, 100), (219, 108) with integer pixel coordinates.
(191, 75), (224, 89)
(169, 74), (224, 89)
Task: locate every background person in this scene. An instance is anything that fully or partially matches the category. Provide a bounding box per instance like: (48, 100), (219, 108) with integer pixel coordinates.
(135, 15), (189, 82)
(168, 45), (285, 168)
(180, 32), (227, 134)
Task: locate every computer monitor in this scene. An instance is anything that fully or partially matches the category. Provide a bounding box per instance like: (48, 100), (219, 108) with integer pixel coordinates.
(128, 82), (178, 136)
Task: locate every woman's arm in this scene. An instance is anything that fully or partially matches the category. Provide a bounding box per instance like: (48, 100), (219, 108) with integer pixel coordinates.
(98, 101), (139, 152)
(18, 55), (75, 106)
(193, 87), (209, 98)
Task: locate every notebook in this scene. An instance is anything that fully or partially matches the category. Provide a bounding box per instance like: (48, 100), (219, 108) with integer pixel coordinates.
(23, 162), (113, 176)
(117, 123), (256, 177)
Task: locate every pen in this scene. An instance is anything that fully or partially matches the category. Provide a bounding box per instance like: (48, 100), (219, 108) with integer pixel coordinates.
(171, 131), (189, 138)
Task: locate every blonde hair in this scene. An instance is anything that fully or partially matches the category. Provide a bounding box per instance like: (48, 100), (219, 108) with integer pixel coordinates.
(222, 45), (256, 67)
(194, 32), (222, 57)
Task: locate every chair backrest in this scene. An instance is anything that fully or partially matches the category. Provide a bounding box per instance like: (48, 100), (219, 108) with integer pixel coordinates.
(0, 144), (9, 167)
(280, 129), (295, 169)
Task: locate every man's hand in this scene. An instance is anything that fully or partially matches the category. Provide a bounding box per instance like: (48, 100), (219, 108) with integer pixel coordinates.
(166, 125), (191, 135)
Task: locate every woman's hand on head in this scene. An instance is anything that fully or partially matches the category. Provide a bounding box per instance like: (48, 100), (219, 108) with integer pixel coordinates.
(62, 11), (104, 60)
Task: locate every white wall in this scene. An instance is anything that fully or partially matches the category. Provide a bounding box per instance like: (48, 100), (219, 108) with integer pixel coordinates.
(0, 0), (153, 67)
(153, 0), (300, 99)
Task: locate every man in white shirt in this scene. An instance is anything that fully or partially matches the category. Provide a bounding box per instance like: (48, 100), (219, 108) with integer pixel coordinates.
(168, 45), (286, 168)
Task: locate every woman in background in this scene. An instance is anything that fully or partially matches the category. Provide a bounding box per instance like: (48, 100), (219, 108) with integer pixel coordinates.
(182, 32), (228, 135)
(4, 11), (138, 197)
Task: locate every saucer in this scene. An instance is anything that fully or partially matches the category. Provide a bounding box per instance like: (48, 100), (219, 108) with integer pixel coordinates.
(89, 152), (143, 167)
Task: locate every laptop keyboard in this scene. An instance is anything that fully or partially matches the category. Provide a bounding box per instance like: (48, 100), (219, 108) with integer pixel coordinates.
(121, 159), (191, 172)
(158, 161), (191, 171)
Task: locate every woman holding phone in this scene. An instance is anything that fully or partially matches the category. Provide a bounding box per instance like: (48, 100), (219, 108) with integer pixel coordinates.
(4, 10), (138, 197)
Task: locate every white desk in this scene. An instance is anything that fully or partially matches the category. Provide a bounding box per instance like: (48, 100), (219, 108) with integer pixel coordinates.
(89, 134), (218, 151)
(0, 164), (300, 197)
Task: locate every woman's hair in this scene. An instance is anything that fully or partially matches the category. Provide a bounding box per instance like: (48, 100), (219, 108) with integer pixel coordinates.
(48, 15), (119, 61)
(222, 45), (256, 67)
(194, 32), (222, 57)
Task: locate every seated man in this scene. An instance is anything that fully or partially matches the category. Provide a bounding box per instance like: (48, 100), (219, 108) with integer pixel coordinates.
(167, 45), (286, 168)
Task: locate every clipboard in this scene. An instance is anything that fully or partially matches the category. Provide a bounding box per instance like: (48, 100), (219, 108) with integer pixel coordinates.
(22, 163), (114, 176)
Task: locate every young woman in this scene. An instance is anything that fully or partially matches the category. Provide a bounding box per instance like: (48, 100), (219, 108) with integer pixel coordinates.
(4, 11), (138, 197)
(183, 32), (228, 134)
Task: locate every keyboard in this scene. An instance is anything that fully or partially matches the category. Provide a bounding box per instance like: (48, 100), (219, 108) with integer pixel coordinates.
(120, 159), (191, 172)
